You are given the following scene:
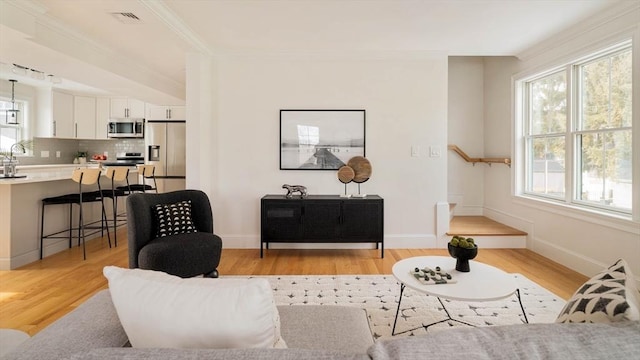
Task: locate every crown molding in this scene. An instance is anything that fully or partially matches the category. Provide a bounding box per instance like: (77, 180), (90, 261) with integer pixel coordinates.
(5, 0), (47, 15)
(213, 49), (449, 62)
(139, 0), (214, 56)
(517, 1), (640, 62)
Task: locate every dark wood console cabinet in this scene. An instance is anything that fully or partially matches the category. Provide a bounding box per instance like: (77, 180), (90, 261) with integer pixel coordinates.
(261, 195), (384, 258)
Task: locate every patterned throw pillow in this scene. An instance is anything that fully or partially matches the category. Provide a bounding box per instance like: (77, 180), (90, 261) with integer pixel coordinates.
(556, 259), (640, 323)
(154, 200), (197, 238)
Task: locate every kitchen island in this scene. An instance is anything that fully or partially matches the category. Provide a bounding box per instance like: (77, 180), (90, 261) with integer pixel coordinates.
(0, 165), (136, 270)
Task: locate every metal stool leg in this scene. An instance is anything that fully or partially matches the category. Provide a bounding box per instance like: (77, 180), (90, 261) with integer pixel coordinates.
(40, 202), (45, 259)
(100, 198), (112, 248)
(112, 195), (118, 247)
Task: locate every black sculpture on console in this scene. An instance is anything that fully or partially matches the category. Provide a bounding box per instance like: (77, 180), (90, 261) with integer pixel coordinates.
(282, 184), (307, 198)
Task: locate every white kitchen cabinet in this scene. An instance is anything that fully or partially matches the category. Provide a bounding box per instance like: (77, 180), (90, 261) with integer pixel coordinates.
(95, 97), (110, 139)
(110, 98), (145, 118)
(73, 96), (96, 139)
(146, 105), (185, 120)
(52, 91), (74, 138)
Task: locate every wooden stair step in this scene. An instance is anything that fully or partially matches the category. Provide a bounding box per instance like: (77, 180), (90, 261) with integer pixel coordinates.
(447, 216), (527, 236)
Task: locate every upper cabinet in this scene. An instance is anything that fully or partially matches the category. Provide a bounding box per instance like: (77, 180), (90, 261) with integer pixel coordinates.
(73, 96), (96, 139)
(42, 92), (148, 139)
(146, 105), (185, 120)
(52, 91), (74, 138)
(95, 97), (111, 139)
(110, 98), (145, 118)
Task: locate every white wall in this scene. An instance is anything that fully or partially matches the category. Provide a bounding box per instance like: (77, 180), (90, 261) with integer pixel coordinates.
(483, 4), (640, 282)
(188, 53), (449, 249)
(447, 57), (486, 216)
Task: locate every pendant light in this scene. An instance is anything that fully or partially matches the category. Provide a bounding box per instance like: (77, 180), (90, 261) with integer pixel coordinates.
(6, 80), (19, 125)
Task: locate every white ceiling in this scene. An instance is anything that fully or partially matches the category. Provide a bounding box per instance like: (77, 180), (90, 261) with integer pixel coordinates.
(0, 0), (628, 104)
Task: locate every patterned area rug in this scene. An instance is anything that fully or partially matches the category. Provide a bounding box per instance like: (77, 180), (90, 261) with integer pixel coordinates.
(241, 274), (566, 340)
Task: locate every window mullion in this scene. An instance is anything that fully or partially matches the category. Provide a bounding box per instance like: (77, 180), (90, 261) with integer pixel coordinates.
(566, 64), (575, 205)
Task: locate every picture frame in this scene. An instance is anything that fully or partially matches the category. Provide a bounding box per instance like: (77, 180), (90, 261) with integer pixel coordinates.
(280, 109), (366, 170)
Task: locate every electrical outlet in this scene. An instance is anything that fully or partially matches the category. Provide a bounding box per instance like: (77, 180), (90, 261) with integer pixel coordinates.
(56, 151), (61, 158)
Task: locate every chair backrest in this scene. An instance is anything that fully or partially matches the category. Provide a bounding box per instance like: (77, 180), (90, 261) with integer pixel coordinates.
(105, 166), (130, 182)
(71, 168), (101, 185)
(126, 190), (214, 269)
(138, 165), (155, 178)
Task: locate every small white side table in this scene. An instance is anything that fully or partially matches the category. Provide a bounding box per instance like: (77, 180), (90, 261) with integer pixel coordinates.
(391, 256), (528, 335)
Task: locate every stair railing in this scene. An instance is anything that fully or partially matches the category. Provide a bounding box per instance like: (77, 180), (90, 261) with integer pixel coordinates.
(448, 145), (511, 167)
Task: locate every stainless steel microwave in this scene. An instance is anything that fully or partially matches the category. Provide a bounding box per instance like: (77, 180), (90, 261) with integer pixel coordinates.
(108, 119), (144, 138)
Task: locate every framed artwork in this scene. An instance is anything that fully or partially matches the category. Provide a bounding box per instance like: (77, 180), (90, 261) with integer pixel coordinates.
(280, 109), (366, 170)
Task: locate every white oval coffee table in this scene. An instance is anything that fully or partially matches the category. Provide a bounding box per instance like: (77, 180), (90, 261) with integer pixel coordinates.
(391, 256), (527, 335)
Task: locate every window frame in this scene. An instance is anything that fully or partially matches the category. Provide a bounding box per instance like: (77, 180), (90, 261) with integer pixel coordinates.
(0, 98), (27, 153)
(515, 40), (634, 220)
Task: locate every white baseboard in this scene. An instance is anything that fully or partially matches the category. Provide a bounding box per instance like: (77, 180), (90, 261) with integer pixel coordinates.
(484, 206), (640, 288)
(1, 232), (108, 270)
(532, 234), (640, 290)
(483, 207), (534, 233)
(474, 235), (527, 248)
(0, 239), (69, 270)
(435, 235), (526, 249)
(0, 258), (11, 271)
(386, 234), (437, 248)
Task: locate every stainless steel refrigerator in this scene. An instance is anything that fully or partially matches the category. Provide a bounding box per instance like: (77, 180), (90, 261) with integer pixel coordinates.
(145, 120), (186, 193)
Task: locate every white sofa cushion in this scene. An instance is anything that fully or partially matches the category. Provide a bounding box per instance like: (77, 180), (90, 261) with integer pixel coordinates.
(103, 266), (286, 349)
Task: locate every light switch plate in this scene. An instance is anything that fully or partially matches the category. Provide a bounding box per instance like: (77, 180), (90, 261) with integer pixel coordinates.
(429, 146), (441, 158)
(41, 150), (49, 158)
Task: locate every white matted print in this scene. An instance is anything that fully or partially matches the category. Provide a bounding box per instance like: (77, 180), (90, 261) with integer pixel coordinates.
(280, 109), (365, 170)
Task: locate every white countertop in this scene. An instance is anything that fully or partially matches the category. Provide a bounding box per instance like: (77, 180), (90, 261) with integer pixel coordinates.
(0, 164), (138, 185)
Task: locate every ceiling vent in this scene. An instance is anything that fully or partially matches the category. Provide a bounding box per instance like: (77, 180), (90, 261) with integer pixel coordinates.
(110, 12), (141, 24)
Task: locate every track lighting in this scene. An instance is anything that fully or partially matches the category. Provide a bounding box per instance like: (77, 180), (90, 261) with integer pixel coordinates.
(11, 63), (61, 84)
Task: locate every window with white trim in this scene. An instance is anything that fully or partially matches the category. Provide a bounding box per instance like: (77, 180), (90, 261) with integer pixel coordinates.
(0, 99), (26, 152)
(520, 42), (632, 215)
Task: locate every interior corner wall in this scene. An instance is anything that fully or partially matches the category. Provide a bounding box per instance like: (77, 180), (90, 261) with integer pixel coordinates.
(185, 53), (218, 200)
(207, 54), (448, 249)
(447, 57), (485, 216)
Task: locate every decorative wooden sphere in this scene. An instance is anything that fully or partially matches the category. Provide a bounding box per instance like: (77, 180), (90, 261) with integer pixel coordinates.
(347, 156), (372, 183)
(337, 166), (355, 184)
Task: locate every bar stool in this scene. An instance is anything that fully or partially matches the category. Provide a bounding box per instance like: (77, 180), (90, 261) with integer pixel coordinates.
(103, 166), (132, 247)
(40, 168), (111, 260)
(119, 164), (157, 193)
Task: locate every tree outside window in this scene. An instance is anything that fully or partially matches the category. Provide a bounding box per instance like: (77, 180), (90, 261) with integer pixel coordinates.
(576, 49), (632, 210)
(521, 42), (632, 215)
(525, 71), (566, 198)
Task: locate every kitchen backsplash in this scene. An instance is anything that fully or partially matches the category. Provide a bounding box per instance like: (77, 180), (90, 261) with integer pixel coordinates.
(19, 137), (144, 165)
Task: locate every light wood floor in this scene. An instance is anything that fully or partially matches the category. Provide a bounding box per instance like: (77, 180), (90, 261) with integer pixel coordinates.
(0, 228), (587, 336)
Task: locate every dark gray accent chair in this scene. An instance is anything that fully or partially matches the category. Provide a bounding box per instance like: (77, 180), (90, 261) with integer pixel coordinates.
(126, 189), (222, 278)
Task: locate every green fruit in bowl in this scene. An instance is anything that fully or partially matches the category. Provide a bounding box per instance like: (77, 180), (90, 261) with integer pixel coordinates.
(458, 239), (470, 248)
(450, 238), (460, 247)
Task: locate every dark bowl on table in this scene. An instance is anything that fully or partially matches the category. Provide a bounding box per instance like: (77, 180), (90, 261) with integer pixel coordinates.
(448, 243), (478, 272)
